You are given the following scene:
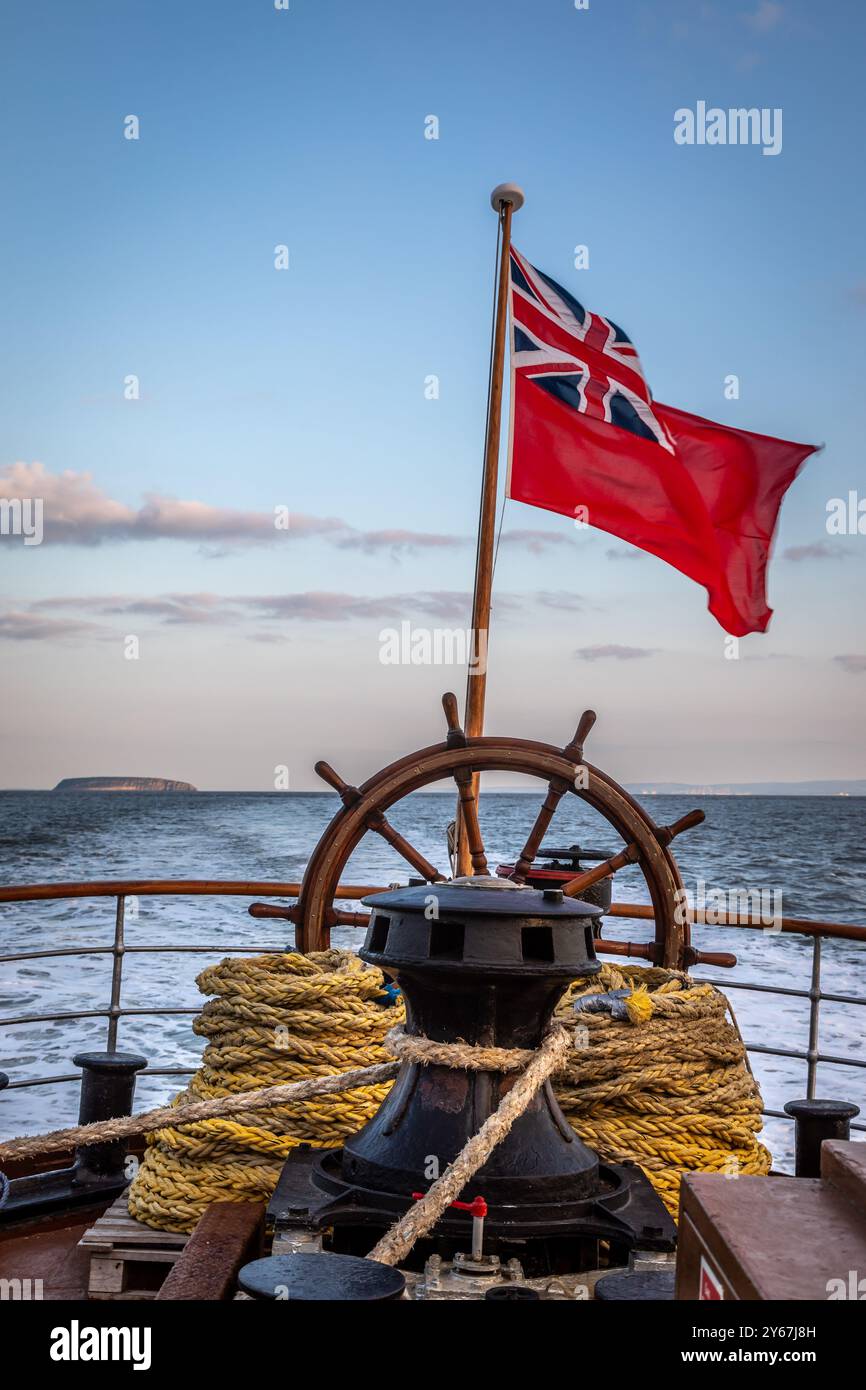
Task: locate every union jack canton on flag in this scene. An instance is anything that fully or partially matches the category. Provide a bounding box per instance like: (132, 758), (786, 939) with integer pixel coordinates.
(508, 246), (673, 455)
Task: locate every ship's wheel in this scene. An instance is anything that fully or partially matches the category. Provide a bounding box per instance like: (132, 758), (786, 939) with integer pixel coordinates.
(250, 694), (730, 972)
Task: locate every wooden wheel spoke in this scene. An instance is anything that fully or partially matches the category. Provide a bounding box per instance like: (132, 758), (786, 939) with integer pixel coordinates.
(511, 783), (563, 883)
(511, 709), (597, 882)
(561, 804), (705, 901)
(561, 810), (704, 898)
(656, 808), (705, 846)
(248, 901), (298, 922)
(561, 842), (640, 898)
(327, 907), (372, 929)
(315, 759), (359, 803)
(442, 692), (487, 875)
(366, 810), (446, 883)
(564, 708), (597, 765)
(452, 769), (488, 875)
(441, 691), (466, 748)
(316, 757), (444, 882)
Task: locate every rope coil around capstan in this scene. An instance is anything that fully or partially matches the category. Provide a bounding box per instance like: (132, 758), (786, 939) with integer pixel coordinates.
(127, 950), (404, 1232)
(553, 962), (771, 1217)
(4, 952), (769, 1244)
(384, 1027), (534, 1072)
(367, 1023), (570, 1267)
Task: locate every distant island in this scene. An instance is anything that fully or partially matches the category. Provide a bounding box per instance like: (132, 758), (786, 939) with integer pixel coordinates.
(52, 777), (197, 793)
(625, 780), (866, 797)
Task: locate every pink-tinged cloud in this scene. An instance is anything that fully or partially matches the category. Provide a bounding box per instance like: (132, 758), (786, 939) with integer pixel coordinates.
(5, 588), (559, 640)
(101, 594), (239, 625)
(834, 654), (866, 675)
(335, 528), (468, 554)
(497, 529), (577, 555)
(0, 610), (104, 641)
(19, 590), (481, 630)
(244, 591), (477, 623)
(0, 465), (585, 557)
(133, 497), (346, 543)
(0, 462), (345, 546)
(574, 643), (656, 661)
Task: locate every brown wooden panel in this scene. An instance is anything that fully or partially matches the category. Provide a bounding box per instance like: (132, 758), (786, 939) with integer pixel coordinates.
(821, 1139), (866, 1209)
(678, 1170), (866, 1301)
(156, 1201), (264, 1301)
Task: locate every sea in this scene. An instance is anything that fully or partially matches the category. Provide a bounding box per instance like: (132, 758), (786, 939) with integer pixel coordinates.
(1, 790), (864, 1171)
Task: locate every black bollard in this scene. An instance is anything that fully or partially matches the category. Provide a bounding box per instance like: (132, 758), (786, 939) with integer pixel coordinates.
(485, 1284), (541, 1300)
(595, 1269), (676, 1301)
(238, 1252), (406, 1301)
(71, 1051), (148, 1188)
(783, 1098), (861, 1178)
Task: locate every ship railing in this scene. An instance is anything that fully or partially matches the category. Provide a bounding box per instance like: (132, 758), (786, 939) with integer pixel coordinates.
(0, 880), (864, 1136)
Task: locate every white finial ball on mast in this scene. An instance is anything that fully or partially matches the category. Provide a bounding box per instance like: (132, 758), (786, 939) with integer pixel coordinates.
(490, 183), (525, 214)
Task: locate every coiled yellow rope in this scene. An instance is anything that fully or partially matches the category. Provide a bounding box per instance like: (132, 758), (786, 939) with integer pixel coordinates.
(128, 950), (404, 1233)
(128, 951), (769, 1233)
(554, 962), (771, 1217)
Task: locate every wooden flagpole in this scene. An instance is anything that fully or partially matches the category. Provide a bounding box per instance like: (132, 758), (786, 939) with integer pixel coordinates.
(455, 183), (524, 877)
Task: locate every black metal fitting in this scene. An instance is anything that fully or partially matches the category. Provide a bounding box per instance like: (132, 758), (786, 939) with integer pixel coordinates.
(783, 1098), (861, 1178)
(71, 1051), (148, 1186)
(238, 1251), (405, 1301)
(594, 1269), (676, 1301)
(0, 1049), (148, 1223)
(485, 1283), (540, 1300)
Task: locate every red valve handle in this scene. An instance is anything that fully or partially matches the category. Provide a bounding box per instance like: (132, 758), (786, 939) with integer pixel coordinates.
(411, 1192), (488, 1218)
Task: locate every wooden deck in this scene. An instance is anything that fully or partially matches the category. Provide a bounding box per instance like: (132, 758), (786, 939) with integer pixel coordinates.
(0, 1206), (99, 1301)
(0, 1191), (188, 1301)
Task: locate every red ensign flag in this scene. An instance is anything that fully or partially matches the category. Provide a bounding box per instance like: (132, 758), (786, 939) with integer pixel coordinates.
(506, 247), (819, 636)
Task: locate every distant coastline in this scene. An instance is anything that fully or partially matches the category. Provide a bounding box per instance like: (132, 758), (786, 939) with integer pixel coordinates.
(0, 779), (861, 796)
(625, 779), (866, 797)
(52, 777), (197, 793)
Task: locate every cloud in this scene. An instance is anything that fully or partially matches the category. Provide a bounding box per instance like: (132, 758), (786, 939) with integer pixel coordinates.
(0, 610), (104, 641)
(574, 644), (656, 661)
(783, 541), (845, 562)
(244, 591), (477, 623)
(29, 592), (244, 625)
(0, 464), (571, 558)
(606, 546), (644, 562)
(334, 528), (468, 555)
(4, 587), (566, 641)
(0, 462), (340, 547)
(21, 589), (481, 630)
(101, 594), (238, 625)
(498, 529), (577, 555)
(834, 654), (866, 675)
(743, 1), (784, 33)
(335, 528), (575, 559)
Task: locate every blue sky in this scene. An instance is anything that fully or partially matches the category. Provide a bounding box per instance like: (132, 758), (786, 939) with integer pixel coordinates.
(1, 0), (864, 789)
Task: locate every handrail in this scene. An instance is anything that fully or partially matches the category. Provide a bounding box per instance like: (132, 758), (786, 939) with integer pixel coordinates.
(607, 902), (866, 943)
(0, 879), (864, 1134)
(2, 879), (863, 943)
(0, 880), (378, 903)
